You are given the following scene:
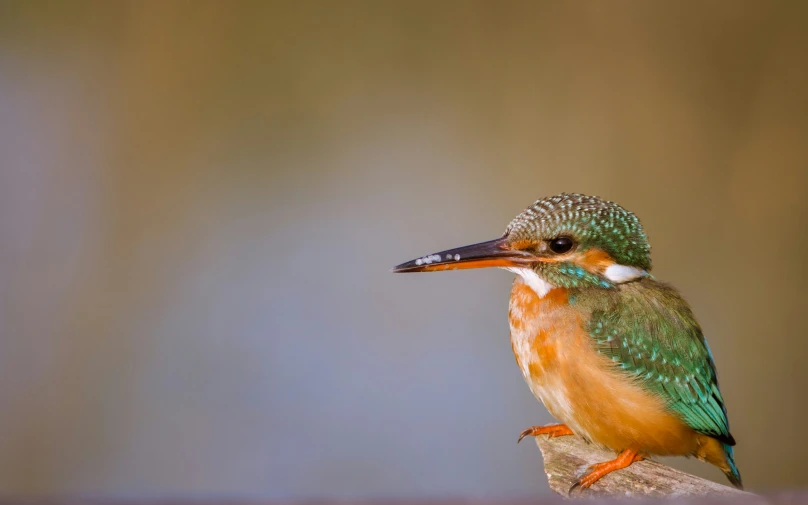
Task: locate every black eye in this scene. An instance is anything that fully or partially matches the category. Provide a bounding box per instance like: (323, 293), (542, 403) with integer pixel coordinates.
(548, 237), (575, 254)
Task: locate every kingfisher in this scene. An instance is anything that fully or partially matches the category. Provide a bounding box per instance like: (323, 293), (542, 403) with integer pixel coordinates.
(392, 193), (741, 491)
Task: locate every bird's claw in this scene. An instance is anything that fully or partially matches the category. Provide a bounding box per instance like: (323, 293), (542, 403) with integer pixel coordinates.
(516, 427), (534, 444)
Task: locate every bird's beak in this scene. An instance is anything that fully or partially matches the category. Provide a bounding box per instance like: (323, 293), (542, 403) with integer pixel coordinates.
(392, 236), (534, 273)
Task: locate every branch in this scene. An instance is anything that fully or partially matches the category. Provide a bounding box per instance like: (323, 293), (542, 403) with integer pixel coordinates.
(534, 435), (753, 499)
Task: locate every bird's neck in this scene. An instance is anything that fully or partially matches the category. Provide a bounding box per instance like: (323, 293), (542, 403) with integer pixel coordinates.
(504, 261), (648, 300)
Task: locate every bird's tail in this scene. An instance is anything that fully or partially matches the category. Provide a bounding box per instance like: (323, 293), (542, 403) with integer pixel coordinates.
(696, 435), (743, 489)
(722, 443), (743, 489)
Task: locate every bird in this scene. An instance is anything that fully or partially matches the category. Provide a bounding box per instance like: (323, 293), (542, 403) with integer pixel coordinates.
(392, 193), (741, 491)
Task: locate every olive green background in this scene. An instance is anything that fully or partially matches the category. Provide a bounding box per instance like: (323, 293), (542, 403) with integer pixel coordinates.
(1, 1), (806, 498)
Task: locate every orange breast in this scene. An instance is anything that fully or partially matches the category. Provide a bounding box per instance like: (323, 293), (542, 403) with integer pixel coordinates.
(508, 277), (699, 456)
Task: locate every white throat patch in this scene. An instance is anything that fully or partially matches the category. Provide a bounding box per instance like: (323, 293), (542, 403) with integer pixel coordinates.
(603, 264), (648, 283)
(503, 267), (553, 298)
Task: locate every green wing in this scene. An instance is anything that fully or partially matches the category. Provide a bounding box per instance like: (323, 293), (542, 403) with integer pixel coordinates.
(583, 279), (735, 445)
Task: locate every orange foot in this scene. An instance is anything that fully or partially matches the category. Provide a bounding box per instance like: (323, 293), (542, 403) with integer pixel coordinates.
(517, 423), (574, 444)
(569, 448), (644, 494)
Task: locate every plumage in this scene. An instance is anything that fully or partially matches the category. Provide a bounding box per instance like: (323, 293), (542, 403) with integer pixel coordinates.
(578, 279), (735, 445)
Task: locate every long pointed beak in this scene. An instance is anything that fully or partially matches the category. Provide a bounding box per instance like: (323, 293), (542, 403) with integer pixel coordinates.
(392, 236), (534, 273)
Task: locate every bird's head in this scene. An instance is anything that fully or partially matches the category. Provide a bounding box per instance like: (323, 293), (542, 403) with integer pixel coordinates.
(393, 193), (651, 296)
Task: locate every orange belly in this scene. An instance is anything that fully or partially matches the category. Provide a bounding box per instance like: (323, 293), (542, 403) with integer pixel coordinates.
(508, 277), (699, 456)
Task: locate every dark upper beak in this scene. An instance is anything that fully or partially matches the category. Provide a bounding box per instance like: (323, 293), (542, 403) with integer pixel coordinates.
(391, 236), (534, 273)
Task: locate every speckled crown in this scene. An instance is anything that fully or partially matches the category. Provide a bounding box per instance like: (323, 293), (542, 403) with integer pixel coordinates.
(506, 193), (652, 270)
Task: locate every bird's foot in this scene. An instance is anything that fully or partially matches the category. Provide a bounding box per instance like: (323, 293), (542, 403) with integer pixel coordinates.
(569, 449), (644, 494)
(517, 423), (574, 443)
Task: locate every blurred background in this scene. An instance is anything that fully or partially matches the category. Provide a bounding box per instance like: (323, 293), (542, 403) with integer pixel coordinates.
(1, 0), (807, 500)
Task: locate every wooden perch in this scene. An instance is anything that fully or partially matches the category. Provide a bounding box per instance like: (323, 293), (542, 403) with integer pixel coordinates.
(534, 435), (754, 499)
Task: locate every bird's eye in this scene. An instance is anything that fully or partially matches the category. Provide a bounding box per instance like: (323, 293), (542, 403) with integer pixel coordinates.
(548, 237), (575, 254)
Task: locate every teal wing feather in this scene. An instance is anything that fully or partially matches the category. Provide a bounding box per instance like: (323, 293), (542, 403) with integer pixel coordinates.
(583, 280), (735, 446)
